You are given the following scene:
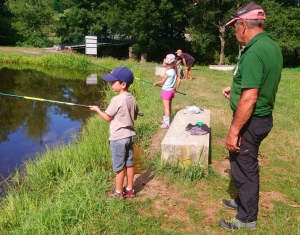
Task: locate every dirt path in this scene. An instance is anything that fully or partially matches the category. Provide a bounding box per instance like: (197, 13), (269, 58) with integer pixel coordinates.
(131, 125), (299, 233)
(132, 129), (208, 232)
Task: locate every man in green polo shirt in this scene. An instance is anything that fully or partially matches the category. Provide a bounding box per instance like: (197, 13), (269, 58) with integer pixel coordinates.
(220, 1), (283, 231)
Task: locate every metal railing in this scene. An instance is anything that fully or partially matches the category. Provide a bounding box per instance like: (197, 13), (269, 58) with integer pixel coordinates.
(44, 35), (131, 48)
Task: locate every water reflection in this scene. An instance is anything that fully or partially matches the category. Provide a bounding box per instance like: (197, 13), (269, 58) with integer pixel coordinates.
(0, 68), (105, 179)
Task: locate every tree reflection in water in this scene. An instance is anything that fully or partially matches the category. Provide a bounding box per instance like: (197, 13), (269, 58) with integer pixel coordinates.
(0, 68), (105, 179)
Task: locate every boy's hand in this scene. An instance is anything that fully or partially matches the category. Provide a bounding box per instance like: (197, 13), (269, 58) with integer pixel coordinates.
(153, 82), (157, 86)
(89, 106), (113, 122)
(89, 105), (100, 112)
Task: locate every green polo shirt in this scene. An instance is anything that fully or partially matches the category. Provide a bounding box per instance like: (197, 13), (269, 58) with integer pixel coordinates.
(230, 32), (283, 116)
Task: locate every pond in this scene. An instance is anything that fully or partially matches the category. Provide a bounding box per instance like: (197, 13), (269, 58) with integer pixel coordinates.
(0, 67), (105, 179)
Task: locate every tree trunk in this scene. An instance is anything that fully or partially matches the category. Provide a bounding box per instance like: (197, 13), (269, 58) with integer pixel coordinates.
(128, 47), (137, 60)
(129, 47), (133, 59)
(218, 25), (225, 65)
(140, 53), (147, 63)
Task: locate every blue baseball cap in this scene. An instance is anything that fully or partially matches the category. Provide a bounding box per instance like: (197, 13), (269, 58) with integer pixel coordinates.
(101, 67), (134, 86)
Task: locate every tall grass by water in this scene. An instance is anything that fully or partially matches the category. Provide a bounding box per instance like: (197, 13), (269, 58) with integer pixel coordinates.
(0, 53), (165, 234)
(0, 50), (299, 234)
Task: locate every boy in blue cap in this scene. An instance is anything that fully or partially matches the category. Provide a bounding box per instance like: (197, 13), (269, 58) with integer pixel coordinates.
(90, 67), (139, 198)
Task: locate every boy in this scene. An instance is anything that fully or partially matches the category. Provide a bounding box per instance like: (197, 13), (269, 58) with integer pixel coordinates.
(90, 66), (138, 199)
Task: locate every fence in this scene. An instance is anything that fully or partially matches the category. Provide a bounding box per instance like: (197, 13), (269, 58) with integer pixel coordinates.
(44, 35), (131, 48)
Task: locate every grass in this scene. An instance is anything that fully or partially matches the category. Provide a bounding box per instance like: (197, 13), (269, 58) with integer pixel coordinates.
(0, 48), (299, 234)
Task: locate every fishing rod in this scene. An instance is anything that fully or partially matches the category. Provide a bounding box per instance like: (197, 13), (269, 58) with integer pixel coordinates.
(0, 93), (144, 116)
(135, 78), (186, 96)
(80, 60), (186, 95)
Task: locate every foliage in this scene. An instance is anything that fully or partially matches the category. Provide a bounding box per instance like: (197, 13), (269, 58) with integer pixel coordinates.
(0, 52), (90, 71)
(0, 0), (18, 46)
(5, 0), (55, 47)
(1, 0), (300, 66)
(103, 0), (188, 61)
(263, 0), (300, 66)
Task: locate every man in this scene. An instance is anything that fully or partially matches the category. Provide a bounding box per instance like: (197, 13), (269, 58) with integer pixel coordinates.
(175, 49), (195, 80)
(220, 1), (283, 230)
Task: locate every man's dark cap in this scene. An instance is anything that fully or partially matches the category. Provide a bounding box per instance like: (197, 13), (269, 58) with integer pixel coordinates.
(225, 1), (266, 27)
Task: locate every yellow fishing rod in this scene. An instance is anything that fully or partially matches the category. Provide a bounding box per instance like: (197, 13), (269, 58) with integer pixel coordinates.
(0, 92), (144, 116)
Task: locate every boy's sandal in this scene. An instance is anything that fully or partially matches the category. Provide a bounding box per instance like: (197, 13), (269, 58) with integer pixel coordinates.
(123, 187), (136, 198)
(109, 189), (125, 199)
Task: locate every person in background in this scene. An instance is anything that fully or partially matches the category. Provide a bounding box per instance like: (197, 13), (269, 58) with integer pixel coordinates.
(154, 54), (181, 129)
(175, 56), (184, 79)
(175, 49), (195, 80)
(90, 67), (139, 199)
(220, 1), (283, 231)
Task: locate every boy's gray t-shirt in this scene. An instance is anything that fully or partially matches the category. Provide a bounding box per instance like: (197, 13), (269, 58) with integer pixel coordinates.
(105, 92), (138, 140)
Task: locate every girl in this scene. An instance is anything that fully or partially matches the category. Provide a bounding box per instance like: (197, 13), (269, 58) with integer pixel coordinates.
(154, 54), (181, 129)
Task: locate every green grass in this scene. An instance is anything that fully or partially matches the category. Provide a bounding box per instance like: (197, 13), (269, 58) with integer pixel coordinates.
(0, 49), (299, 234)
(151, 153), (210, 182)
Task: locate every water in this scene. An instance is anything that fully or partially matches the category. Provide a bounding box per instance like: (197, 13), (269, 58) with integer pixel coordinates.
(0, 68), (105, 179)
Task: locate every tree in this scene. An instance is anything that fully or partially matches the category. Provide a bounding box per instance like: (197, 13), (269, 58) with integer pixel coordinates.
(0, 0), (18, 45)
(262, 0), (300, 66)
(6, 0), (55, 47)
(186, 0), (253, 65)
(54, 0), (106, 43)
(103, 0), (187, 62)
(275, 0), (299, 7)
(2, 0), (300, 66)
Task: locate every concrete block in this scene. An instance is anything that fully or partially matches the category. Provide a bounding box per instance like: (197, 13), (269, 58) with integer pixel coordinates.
(161, 109), (210, 166)
(155, 66), (166, 77)
(209, 65), (235, 71)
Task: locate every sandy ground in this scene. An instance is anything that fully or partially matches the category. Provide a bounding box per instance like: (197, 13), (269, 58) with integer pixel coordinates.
(126, 126), (299, 233)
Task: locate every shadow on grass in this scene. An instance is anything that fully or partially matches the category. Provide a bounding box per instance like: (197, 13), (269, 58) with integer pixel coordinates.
(133, 169), (154, 193)
(227, 177), (238, 199)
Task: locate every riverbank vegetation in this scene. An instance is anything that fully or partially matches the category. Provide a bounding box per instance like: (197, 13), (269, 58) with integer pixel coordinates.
(0, 52), (299, 234)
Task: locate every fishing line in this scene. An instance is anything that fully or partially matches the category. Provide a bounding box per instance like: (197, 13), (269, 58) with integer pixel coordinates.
(76, 59), (186, 95)
(135, 78), (186, 96)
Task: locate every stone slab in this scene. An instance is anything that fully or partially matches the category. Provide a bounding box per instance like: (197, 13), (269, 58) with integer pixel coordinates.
(155, 66), (166, 77)
(209, 65), (235, 71)
(161, 109), (210, 166)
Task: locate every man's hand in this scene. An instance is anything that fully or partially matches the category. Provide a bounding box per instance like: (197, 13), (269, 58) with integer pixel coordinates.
(222, 87), (231, 99)
(225, 131), (241, 152)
